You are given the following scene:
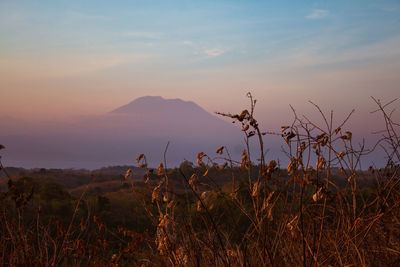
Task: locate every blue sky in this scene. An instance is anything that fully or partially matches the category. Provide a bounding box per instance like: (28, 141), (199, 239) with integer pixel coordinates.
(1, 0), (399, 128)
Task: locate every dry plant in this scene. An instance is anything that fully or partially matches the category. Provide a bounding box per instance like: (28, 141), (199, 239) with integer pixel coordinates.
(0, 93), (399, 266)
(133, 93), (400, 266)
(0, 153), (147, 266)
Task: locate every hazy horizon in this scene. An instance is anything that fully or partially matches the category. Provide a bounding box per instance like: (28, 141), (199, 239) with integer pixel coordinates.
(1, 1), (399, 169)
(0, 95), (394, 170)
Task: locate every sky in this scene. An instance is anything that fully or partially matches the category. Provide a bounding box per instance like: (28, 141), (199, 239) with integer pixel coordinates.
(1, 0), (400, 130)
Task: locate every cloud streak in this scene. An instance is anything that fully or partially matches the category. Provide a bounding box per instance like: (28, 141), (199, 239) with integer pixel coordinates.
(68, 11), (110, 20)
(183, 40), (193, 45)
(0, 53), (154, 79)
(122, 31), (163, 39)
(204, 48), (225, 57)
(306, 9), (329, 20)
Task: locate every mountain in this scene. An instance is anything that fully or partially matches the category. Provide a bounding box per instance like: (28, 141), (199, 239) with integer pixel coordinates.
(112, 96), (204, 115)
(0, 96), (244, 169)
(106, 96), (237, 138)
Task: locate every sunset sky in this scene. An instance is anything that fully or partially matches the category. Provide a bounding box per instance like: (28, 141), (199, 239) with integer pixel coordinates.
(1, 0), (399, 127)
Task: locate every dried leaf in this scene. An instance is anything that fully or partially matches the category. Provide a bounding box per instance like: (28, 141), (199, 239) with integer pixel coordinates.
(124, 169), (132, 180)
(136, 154), (144, 162)
(152, 184), (162, 203)
(216, 146), (224, 155)
(251, 182), (259, 197)
(287, 216), (298, 232)
(157, 162), (164, 176)
(238, 110), (249, 121)
(340, 131), (352, 140)
(197, 191), (210, 211)
(316, 157), (326, 169)
(189, 174), (199, 190)
(247, 131), (255, 137)
(241, 150), (249, 169)
(221, 162), (228, 169)
(285, 132), (296, 144)
(167, 200), (174, 209)
(197, 152), (205, 165)
(300, 142), (306, 151)
(345, 131), (352, 140)
(313, 188), (323, 202)
(369, 166), (374, 173)
(287, 157), (297, 175)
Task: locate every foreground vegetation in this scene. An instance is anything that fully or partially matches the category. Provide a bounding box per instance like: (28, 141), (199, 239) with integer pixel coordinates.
(1, 94), (399, 266)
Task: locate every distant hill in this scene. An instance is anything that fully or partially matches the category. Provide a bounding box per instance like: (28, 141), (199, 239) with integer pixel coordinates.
(105, 95), (237, 138)
(112, 96), (208, 116)
(0, 96), (243, 169)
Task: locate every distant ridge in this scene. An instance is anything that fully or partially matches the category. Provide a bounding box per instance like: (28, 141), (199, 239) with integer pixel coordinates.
(1, 95), (243, 169)
(111, 96), (213, 118)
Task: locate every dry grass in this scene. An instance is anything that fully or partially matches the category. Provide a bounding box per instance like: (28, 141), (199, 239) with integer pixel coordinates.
(0, 93), (399, 266)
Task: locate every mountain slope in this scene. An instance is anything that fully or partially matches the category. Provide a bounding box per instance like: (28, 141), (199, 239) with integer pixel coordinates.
(106, 96), (235, 138)
(1, 96), (243, 169)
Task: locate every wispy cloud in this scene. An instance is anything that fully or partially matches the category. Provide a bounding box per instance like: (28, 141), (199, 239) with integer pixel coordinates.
(271, 33), (400, 73)
(0, 53), (154, 79)
(68, 11), (110, 20)
(122, 31), (163, 39)
(306, 9), (329, 20)
(204, 48), (225, 57)
(382, 7), (398, 12)
(183, 40), (193, 45)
